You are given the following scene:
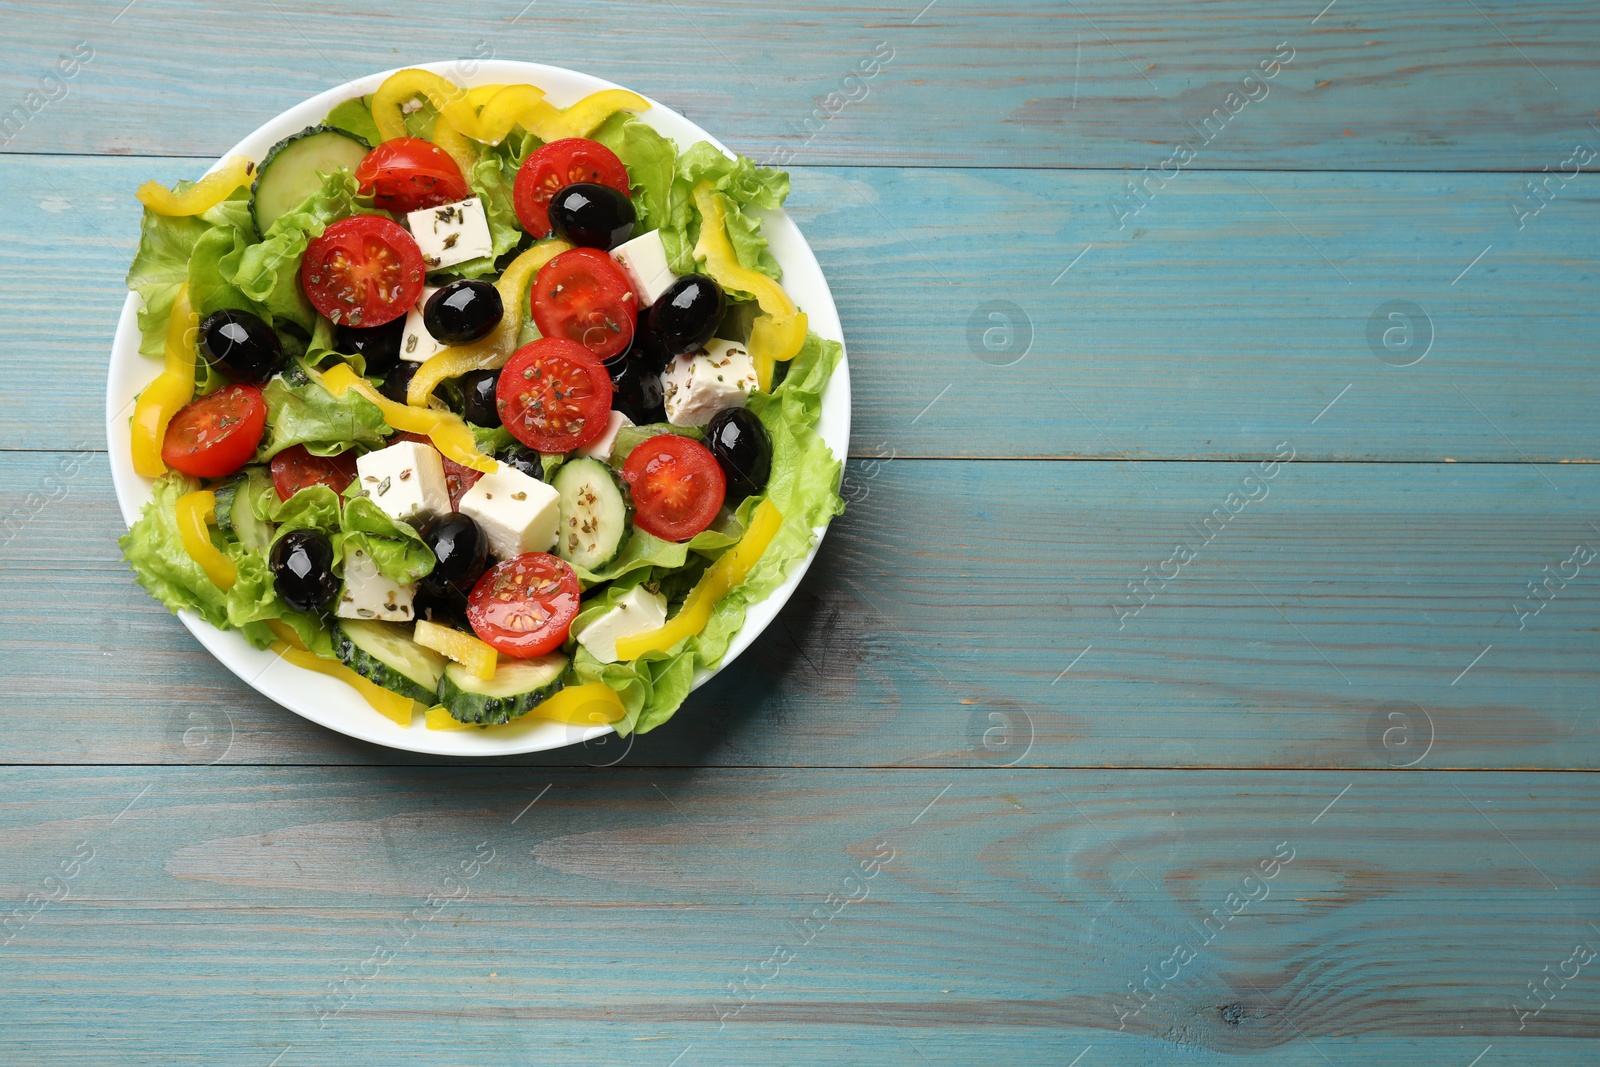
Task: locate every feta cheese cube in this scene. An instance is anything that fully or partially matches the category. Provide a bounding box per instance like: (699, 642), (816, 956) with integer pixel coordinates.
(335, 547), (416, 622)
(576, 585), (669, 664)
(576, 410), (634, 462)
(356, 441), (451, 525)
(400, 286), (444, 363)
(458, 464), (562, 559)
(405, 197), (493, 270)
(609, 229), (680, 307)
(660, 338), (759, 427)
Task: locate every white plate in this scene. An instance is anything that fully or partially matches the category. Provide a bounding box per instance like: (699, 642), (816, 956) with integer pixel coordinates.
(106, 61), (850, 756)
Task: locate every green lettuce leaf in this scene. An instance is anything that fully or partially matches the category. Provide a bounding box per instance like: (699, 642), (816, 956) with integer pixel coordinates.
(455, 134), (534, 280)
(470, 424), (516, 456)
(403, 99), (440, 140)
(119, 472), (231, 628)
(125, 193), (242, 357)
(666, 142), (790, 280)
(323, 97), (382, 147)
(299, 314), (356, 373)
(184, 196), (317, 358)
(677, 141), (789, 212)
(258, 368), (390, 460)
(265, 483), (342, 536)
(591, 114), (677, 235)
(339, 496), (434, 584)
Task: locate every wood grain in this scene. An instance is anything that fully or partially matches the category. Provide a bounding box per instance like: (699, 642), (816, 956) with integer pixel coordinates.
(2, 1), (1597, 169)
(5, 155), (1598, 461)
(1, 766), (1597, 1065)
(4, 451), (1595, 769)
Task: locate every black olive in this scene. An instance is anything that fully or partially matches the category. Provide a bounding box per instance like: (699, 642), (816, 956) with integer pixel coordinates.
(199, 309), (285, 384)
(419, 514), (489, 595)
(269, 529), (338, 613)
(379, 360), (419, 404)
(424, 279), (503, 345)
(548, 182), (635, 250)
(335, 317), (405, 377)
(455, 369), (501, 427)
(705, 407), (772, 500)
(493, 447), (544, 481)
(619, 306), (671, 376)
(647, 274), (725, 356)
(413, 585), (470, 626)
(609, 355), (665, 425)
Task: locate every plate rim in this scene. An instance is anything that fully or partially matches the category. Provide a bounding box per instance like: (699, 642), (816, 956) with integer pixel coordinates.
(104, 59), (851, 757)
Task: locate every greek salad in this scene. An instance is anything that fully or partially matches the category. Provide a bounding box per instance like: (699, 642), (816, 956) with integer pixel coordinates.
(119, 69), (844, 736)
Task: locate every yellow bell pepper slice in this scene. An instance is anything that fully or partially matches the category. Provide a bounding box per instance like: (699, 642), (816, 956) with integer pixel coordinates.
(370, 69), (478, 174)
(130, 285), (200, 478)
(431, 119), (479, 177)
(406, 239), (570, 406)
(691, 182), (807, 390)
(472, 84), (550, 145)
(473, 85), (648, 145)
(136, 156), (255, 216)
(413, 620), (498, 680)
(532, 683), (626, 725)
(425, 705), (475, 731)
(465, 84), (506, 108)
(315, 363), (497, 474)
(543, 89), (651, 139)
(435, 83), (509, 142)
(266, 619), (306, 650)
(174, 490), (238, 591)
(748, 312), (810, 391)
(274, 643), (416, 725)
(614, 499), (785, 660)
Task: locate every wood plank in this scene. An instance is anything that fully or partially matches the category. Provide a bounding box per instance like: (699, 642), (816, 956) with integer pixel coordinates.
(7, 155), (1599, 461)
(4, 451), (1596, 769)
(3, 1), (1597, 169)
(2, 766), (1597, 1064)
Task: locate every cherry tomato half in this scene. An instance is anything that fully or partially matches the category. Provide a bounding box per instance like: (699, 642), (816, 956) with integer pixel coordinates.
(622, 433), (726, 542)
(512, 138), (630, 238)
(300, 215), (426, 328)
(161, 384), (268, 479)
(269, 444), (358, 501)
(395, 431), (481, 509)
(467, 552), (581, 657)
(496, 338), (614, 454)
(354, 137), (472, 213)
(529, 247), (637, 363)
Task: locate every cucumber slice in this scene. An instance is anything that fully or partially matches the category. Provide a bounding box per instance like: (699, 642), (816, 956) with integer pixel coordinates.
(212, 480), (242, 532)
(213, 470), (276, 556)
(552, 457), (632, 571)
(334, 619), (446, 702)
(250, 125), (371, 237)
(438, 654), (569, 725)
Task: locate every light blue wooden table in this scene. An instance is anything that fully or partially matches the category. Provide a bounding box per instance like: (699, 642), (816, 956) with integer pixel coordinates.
(2, 2), (1598, 1063)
